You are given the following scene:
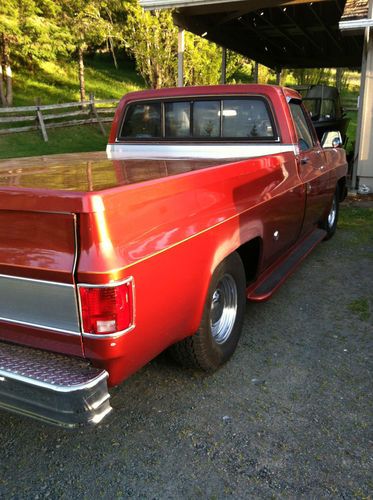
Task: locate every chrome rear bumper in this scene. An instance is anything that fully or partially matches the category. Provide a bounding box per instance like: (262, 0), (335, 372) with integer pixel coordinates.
(0, 342), (112, 428)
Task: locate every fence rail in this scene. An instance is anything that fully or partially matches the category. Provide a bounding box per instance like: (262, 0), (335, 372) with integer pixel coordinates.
(0, 94), (119, 142)
(341, 97), (358, 112)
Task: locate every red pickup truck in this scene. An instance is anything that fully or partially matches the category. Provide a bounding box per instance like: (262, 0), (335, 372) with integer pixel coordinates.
(0, 84), (347, 427)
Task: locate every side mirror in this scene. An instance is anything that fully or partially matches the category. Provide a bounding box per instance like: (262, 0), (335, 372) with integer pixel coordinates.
(321, 130), (342, 148)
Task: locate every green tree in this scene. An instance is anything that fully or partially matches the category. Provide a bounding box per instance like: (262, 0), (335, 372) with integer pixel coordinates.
(123, 2), (250, 88)
(0, 0), (18, 106)
(0, 0), (69, 106)
(291, 68), (333, 86)
(184, 33), (221, 86)
(123, 4), (178, 88)
(58, 0), (119, 101)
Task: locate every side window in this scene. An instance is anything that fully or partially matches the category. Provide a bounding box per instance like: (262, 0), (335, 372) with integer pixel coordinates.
(289, 102), (315, 151)
(320, 99), (335, 120)
(121, 102), (161, 138)
(303, 98), (320, 119)
(193, 101), (220, 138)
(165, 102), (191, 138)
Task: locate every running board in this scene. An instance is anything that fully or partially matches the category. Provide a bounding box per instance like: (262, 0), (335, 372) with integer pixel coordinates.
(247, 228), (327, 302)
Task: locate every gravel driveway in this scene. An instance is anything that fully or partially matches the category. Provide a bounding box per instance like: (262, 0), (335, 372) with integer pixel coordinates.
(0, 203), (372, 499)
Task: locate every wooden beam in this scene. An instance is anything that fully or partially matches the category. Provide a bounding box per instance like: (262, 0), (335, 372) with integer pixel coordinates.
(89, 93), (106, 136)
(253, 61), (259, 83)
(221, 47), (227, 84)
(258, 14), (305, 53)
(354, 1), (373, 191)
(35, 103), (48, 142)
(178, 28), (185, 87)
(239, 17), (283, 56)
(282, 9), (324, 53)
(309, 5), (344, 53)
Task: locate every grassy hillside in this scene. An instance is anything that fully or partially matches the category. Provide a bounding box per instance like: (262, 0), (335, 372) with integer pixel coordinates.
(0, 54), (145, 159)
(12, 53), (145, 105)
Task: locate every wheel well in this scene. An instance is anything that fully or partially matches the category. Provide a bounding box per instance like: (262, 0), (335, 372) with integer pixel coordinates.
(235, 237), (262, 285)
(337, 177), (347, 202)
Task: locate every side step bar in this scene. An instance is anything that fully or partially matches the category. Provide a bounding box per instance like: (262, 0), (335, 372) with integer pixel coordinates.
(0, 342), (112, 428)
(247, 228), (327, 302)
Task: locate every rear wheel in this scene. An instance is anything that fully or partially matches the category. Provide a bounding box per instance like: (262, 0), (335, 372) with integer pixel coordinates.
(320, 185), (339, 240)
(170, 252), (246, 371)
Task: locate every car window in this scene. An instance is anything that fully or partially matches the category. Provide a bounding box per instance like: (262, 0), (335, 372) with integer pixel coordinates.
(289, 102), (315, 151)
(193, 101), (220, 138)
(165, 101), (191, 138)
(121, 102), (161, 138)
(221, 99), (274, 138)
(119, 97), (277, 141)
(320, 99), (335, 120)
(303, 98), (320, 119)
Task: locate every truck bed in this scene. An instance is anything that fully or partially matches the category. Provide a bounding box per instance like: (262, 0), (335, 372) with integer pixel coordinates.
(0, 151), (226, 193)
(0, 149), (304, 277)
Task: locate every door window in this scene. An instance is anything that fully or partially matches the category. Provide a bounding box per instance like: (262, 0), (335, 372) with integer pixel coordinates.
(289, 102), (315, 151)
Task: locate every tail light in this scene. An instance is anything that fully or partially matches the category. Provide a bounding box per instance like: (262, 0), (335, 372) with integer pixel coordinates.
(78, 278), (134, 337)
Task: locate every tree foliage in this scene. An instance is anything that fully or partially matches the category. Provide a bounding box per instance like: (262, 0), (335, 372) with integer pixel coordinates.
(122, 2), (252, 88)
(123, 4), (178, 88)
(291, 68), (333, 86)
(0, 0), (346, 107)
(58, 0), (120, 100)
(0, 0), (69, 105)
(0, 0), (121, 105)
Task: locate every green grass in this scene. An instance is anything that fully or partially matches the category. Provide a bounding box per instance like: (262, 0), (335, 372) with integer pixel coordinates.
(339, 206), (373, 254)
(339, 206), (373, 239)
(348, 298), (371, 322)
(0, 53), (145, 159)
(0, 125), (108, 159)
(12, 53), (145, 105)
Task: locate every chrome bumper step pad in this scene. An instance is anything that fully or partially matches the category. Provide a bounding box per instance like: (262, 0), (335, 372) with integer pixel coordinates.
(0, 342), (112, 427)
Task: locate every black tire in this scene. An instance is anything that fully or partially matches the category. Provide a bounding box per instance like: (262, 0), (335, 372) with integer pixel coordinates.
(170, 252), (246, 371)
(320, 185), (339, 240)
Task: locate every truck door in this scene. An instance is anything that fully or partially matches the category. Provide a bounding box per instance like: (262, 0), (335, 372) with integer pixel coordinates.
(288, 100), (332, 234)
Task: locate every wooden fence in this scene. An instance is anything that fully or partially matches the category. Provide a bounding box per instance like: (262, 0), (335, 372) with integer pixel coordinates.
(0, 94), (118, 142)
(341, 97), (358, 112)
(0, 91), (358, 143)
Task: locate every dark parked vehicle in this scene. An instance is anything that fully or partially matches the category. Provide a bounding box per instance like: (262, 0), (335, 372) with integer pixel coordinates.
(303, 85), (349, 144)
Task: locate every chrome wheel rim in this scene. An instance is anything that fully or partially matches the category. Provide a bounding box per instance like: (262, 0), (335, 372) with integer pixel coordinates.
(328, 196), (337, 228)
(210, 274), (238, 344)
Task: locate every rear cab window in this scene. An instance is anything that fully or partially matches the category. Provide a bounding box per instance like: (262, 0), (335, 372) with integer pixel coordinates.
(121, 102), (161, 139)
(119, 96), (278, 142)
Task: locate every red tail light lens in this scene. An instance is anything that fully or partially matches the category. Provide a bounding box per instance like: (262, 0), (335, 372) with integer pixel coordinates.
(78, 279), (134, 336)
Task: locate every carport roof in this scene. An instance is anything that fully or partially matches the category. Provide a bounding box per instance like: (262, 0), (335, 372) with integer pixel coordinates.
(140, 0), (366, 69)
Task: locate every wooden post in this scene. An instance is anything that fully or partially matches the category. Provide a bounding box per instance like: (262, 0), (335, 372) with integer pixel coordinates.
(86, 161), (94, 191)
(90, 92), (106, 136)
(253, 62), (259, 83)
(276, 69), (282, 85)
(177, 28), (185, 87)
(335, 67), (343, 92)
(35, 98), (48, 142)
(221, 47), (227, 84)
(353, 3), (373, 192)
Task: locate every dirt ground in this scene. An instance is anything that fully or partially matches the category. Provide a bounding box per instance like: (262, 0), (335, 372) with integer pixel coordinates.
(0, 202), (372, 499)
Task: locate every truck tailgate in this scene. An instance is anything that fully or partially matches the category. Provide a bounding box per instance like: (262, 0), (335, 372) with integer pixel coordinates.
(0, 210), (83, 356)
(0, 210), (77, 282)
